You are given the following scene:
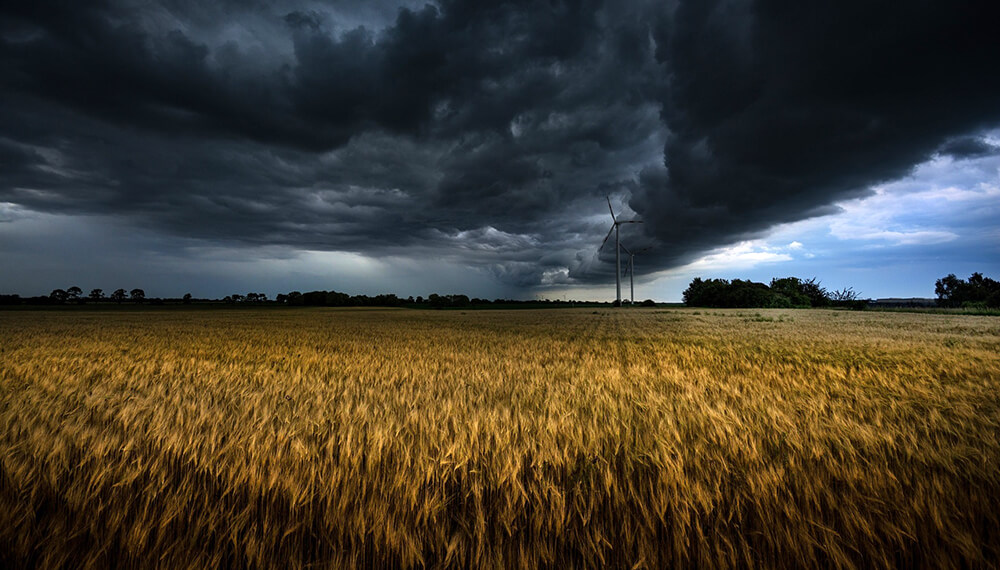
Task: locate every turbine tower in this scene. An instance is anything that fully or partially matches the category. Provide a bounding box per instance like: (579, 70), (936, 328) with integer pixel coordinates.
(599, 197), (642, 306)
(619, 244), (651, 305)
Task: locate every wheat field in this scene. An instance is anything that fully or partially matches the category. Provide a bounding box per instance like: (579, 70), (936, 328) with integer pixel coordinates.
(1, 307), (999, 568)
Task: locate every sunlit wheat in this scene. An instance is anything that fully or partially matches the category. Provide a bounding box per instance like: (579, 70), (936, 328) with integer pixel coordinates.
(1, 308), (998, 568)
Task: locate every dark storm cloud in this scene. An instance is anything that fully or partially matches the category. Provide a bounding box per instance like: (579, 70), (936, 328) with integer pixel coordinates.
(937, 136), (999, 160)
(2, 0), (999, 290)
(634, 0), (1000, 268)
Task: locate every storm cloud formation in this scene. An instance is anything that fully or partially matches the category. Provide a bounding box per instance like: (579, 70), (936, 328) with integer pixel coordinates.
(2, 0), (999, 289)
(640, 0), (1000, 266)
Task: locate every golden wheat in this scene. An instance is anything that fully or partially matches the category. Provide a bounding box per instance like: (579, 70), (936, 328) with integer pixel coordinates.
(1, 308), (999, 568)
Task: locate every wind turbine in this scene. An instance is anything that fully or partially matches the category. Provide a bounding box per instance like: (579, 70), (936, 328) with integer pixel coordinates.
(619, 244), (651, 305)
(599, 196), (642, 306)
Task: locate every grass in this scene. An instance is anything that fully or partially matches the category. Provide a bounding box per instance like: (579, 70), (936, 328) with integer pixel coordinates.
(2, 307), (999, 568)
(868, 306), (1000, 317)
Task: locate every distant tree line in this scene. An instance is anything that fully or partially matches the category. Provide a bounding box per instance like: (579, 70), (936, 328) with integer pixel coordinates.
(277, 291), (408, 307)
(0, 287), (154, 305)
(682, 277), (866, 309)
(223, 292), (269, 304)
(935, 273), (1000, 308)
(0, 287), (614, 308)
(5, 273), (997, 310)
(682, 272), (1000, 310)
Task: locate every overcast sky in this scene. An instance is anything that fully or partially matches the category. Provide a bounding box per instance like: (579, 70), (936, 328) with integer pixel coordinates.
(2, 0), (998, 301)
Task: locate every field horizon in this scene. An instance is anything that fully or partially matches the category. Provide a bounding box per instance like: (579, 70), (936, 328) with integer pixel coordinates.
(2, 307), (999, 568)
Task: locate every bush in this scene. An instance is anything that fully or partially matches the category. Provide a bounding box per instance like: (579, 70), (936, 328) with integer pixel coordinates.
(768, 295), (793, 308)
(987, 290), (1000, 309)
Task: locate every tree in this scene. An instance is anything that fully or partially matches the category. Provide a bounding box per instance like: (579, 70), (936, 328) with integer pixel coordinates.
(49, 289), (68, 303)
(769, 277), (811, 307)
(683, 278), (721, 307)
(111, 289), (127, 303)
(830, 287), (859, 302)
(245, 292), (269, 303)
(299, 291), (323, 305)
(684, 276), (835, 308)
(90, 288), (104, 301)
(935, 274), (962, 307)
(936, 272), (1000, 307)
(800, 278), (829, 307)
(728, 279), (774, 308)
(182, 293), (193, 304)
(67, 286), (82, 301)
(325, 291), (350, 306)
(770, 277), (829, 307)
(130, 288), (145, 303)
(989, 290), (1000, 309)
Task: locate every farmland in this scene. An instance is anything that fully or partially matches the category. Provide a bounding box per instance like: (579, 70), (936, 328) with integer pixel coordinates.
(2, 308), (999, 568)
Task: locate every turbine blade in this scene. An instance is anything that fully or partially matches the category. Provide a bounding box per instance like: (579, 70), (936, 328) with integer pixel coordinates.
(619, 243), (632, 255)
(606, 196), (617, 222)
(620, 220), (643, 224)
(599, 224), (615, 250)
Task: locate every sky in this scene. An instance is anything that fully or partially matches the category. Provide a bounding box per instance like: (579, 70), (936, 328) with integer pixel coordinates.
(2, 0), (999, 301)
